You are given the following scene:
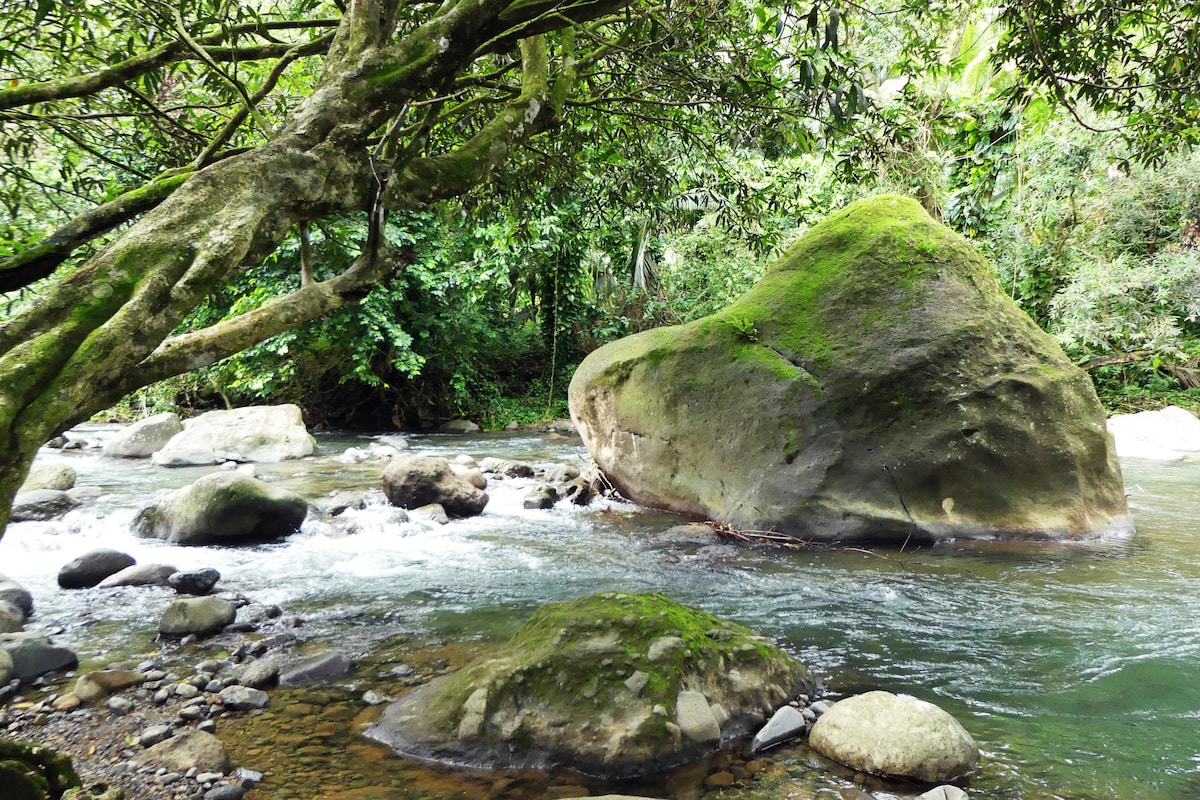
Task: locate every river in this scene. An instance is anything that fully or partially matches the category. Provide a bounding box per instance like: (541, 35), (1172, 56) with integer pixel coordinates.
(3, 426), (1198, 800)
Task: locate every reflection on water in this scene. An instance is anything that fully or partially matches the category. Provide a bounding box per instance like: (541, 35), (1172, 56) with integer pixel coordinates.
(4, 427), (1200, 799)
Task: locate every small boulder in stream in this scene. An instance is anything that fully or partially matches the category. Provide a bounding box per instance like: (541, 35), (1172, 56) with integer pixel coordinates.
(367, 592), (811, 778)
(58, 549), (137, 589)
(569, 195), (1132, 543)
(159, 597), (237, 637)
(809, 690), (979, 783)
(382, 455), (488, 518)
(20, 462), (76, 491)
(11, 488), (80, 521)
(134, 472), (308, 545)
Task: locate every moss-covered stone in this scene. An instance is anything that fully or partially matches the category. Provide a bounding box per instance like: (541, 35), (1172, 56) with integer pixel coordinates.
(366, 592), (810, 778)
(0, 738), (82, 800)
(569, 195), (1132, 543)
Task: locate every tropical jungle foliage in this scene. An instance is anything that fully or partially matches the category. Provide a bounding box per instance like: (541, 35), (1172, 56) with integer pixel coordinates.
(2, 0), (1199, 533)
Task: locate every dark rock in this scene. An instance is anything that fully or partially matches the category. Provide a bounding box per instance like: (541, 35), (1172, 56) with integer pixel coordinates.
(204, 784), (246, 800)
(382, 455), (487, 517)
(0, 633), (78, 681)
(58, 549), (137, 589)
(315, 491), (366, 516)
(561, 478), (595, 506)
(279, 652), (352, 687)
(11, 489), (80, 521)
(168, 568), (221, 596)
(570, 195), (1132, 543)
(523, 484), (558, 509)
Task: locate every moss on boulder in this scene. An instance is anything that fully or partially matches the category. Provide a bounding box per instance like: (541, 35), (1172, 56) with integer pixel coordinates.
(367, 592), (810, 778)
(0, 738), (81, 800)
(569, 195), (1132, 543)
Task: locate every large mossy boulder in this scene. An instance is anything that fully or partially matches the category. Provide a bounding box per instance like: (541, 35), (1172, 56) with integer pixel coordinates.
(367, 592), (810, 778)
(0, 738), (81, 800)
(133, 472), (307, 545)
(569, 195), (1131, 543)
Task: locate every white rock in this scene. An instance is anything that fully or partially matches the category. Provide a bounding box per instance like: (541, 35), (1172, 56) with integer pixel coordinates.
(1107, 405), (1200, 461)
(675, 690), (721, 743)
(809, 691), (979, 783)
(152, 405), (315, 466)
(919, 786), (969, 800)
(102, 413), (183, 458)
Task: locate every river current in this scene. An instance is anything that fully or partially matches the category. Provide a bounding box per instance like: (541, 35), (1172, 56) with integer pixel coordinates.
(3, 426), (1198, 800)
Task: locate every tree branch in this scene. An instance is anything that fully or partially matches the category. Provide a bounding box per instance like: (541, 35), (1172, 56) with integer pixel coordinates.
(0, 172), (192, 293)
(0, 19), (339, 111)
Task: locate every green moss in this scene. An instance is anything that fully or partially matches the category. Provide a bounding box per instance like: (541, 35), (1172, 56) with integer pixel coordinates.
(0, 739), (82, 800)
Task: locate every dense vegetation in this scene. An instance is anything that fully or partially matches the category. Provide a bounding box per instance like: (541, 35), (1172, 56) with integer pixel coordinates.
(1, 0), (1198, 531)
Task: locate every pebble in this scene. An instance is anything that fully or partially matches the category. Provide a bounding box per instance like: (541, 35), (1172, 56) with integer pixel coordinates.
(196, 771), (224, 783)
(107, 696), (135, 715)
(174, 682), (200, 699)
(139, 725), (173, 747)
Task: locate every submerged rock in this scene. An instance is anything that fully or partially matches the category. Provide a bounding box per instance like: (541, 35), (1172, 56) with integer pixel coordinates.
(134, 472), (307, 545)
(570, 195), (1131, 543)
(809, 690), (978, 782)
(367, 592), (810, 779)
(151, 404), (315, 466)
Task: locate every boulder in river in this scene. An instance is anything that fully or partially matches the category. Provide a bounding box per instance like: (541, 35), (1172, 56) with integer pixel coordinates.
(134, 472), (308, 545)
(382, 455), (488, 518)
(57, 549), (137, 589)
(367, 592), (811, 779)
(19, 462), (76, 491)
(1107, 405), (1200, 461)
(159, 597), (237, 637)
(151, 404), (315, 466)
(11, 488), (80, 521)
(569, 195), (1132, 543)
(102, 412), (183, 458)
(809, 690), (979, 783)
(97, 563), (176, 588)
(0, 575), (33, 618)
(0, 632), (78, 681)
(72, 668), (146, 705)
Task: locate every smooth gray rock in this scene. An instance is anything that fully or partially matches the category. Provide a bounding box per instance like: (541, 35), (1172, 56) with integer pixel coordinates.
(809, 691), (979, 782)
(217, 685), (270, 710)
(0, 601), (23, 633)
(0, 648), (12, 683)
(750, 704), (808, 754)
(382, 455), (488, 518)
(58, 549), (137, 589)
(11, 489), (79, 521)
(20, 462), (77, 491)
(159, 598), (237, 637)
(139, 724), (174, 748)
(103, 413), (183, 458)
(204, 785), (245, 800)
(279, 652), (352, 687)
(675, 690), (721, 744)
(98, 563), (176, 588)
(236, 658), (280, 689)
(0, 633), (78, 681)
(152, 405), (314, 466)
(134, 472), (307, 545)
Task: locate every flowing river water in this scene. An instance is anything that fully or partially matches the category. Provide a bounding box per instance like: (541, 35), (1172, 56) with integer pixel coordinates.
(3, 425), (1199, 800)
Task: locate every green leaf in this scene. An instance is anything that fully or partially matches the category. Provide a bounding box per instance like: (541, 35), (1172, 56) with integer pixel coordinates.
(34, 0), (55, 24)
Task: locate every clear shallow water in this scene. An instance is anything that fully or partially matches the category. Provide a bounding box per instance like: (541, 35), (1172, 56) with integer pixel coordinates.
(4, 427), (1200, 799)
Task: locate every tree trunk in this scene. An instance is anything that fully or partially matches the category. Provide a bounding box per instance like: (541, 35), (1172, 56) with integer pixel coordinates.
(0, 0), (632, 538)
